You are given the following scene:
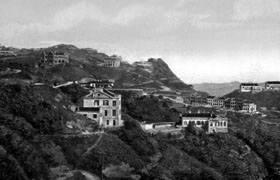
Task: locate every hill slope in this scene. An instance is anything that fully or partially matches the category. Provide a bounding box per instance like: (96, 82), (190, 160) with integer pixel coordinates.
(193, 81), (240, 96)
(1, 44), (198, 94)
(224, 90), (280, 110)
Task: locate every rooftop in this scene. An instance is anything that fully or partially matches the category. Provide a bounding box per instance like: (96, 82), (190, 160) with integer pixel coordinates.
(266, 81), (280, 84)
(240, 83), (259, 86)
(182, 113), (217, 118)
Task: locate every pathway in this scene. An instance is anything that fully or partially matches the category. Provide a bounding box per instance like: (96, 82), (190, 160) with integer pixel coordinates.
(83, 132), (104, 156)
(53, 81), (74, 88)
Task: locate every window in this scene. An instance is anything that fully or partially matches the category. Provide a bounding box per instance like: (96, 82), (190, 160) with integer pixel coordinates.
(210, 123), (213, 126)
(83, 114), (87, 117)
(93, 114), (97, 119)
(103, 100), (109, 106)
(105, 110), (108, 116)
(94, 100), (99, 106)
(113, 120), (116, 126)
(113, 101), (117, 106)
(106, 120), (110, 125)
(112, 110), (117, 117)
(224, 122), (227, 126)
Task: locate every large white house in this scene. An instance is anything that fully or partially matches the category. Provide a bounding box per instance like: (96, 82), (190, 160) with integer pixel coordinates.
(77, 89), (123, 128)
(242, 101), (257, 113)
(240, 83), (262, 93)
(182, 113), (228, 134)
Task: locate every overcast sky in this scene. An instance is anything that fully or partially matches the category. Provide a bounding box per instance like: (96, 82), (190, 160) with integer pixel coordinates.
(0, 0), (279, 83)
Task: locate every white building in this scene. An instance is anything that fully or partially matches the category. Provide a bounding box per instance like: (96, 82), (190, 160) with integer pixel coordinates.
(100, 55), (122, 68)
(207, 96), (225, 108)
(182, 113), (216, 128)
(208, 117), (228, 134)
(242, 101), (257, 113)
(182, 113), (228, 134)
(77, 89), (123, 128)
(240, 83), (262, 93)
(265, 81), (280, 91)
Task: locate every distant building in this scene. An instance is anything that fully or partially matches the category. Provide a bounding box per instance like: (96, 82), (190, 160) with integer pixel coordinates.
(224, 98), (257, 112)
(208, 117), (228, 134)
(80, 79), (115, 89)
(182, 113), (216, 128)
(265, 81), (280, 91)
(240, 83), (262, 93)
(189, 96), (207, 106)
(224, 98), (243, 110)
(242, 101), (257, 113)
(41, 51), (69, 65)
(207, 96), (225, 108)
(99, 55), (122, 68)
(76, 89), (122, 128)
(181, 113), (228, 134)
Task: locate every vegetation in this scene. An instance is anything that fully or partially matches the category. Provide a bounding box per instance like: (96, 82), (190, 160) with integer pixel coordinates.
(122, 94), (180, 123)
(0, 84), (69, 179)
(227, 112), (280, 179)
(1, 44), (280, 179)
(59, 84), (88, 103)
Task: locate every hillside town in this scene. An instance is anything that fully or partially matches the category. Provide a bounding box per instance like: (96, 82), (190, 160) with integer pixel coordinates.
(1, 43), (280, 179)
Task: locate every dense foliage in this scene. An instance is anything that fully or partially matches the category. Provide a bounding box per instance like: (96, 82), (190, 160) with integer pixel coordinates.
(0, 84), (72, 179)
(59, 84), (88, 103)
(122, 94), (180, 123)
(227, 112), (280, 179)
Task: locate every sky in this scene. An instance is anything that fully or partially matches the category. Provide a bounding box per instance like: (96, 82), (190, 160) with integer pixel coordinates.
(0, 0), (279, 84)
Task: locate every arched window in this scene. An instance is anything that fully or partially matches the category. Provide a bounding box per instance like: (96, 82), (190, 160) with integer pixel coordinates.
(224, 121), (227, 126)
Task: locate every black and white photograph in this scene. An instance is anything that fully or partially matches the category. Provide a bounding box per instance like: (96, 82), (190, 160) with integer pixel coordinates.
(0, 0), (280, 179)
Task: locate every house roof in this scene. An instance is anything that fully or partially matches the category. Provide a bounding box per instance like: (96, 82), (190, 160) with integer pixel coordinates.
(182, 113), (217, 118)
(78, 107), (100, 112)
(84, 88), (119, 99)
(240, 83), (259, 86)
(266, 81), (280, 84)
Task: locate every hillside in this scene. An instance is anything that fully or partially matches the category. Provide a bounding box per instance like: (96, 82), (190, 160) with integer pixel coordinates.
(1, 44), (194, 93)
(2, 44), (279, 179)
(193, 81), (240, 97)
(0, 82), (276, 179)
(224, 90), (280, 110)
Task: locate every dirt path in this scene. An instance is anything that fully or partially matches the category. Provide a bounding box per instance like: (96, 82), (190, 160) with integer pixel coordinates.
(75, 132), (104, 169)
(83, 133), (104, 156)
